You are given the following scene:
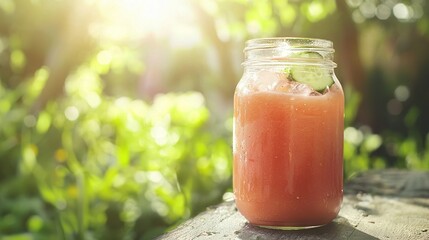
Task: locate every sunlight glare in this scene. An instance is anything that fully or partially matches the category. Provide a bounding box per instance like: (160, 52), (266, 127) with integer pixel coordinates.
(122, 0), (185, 37)
(90, 0), (200, 46)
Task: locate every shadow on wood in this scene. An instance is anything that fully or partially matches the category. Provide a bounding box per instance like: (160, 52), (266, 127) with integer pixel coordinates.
(235, 216), (378, 240)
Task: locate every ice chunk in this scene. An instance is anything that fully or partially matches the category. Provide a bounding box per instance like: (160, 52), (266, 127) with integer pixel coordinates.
(236, 78), (254, 95)
(254, 70), (286, 92)
(275, 80), (322, 96)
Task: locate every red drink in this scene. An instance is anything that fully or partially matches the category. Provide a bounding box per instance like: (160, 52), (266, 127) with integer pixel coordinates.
(233, 38), (344, 229)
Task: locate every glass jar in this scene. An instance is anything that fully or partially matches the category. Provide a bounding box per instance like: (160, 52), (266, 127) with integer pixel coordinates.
(233, 38), (344, 229)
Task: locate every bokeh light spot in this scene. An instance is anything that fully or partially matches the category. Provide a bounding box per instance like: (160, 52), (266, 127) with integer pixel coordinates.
(352, 9), (365, 23)
(65, 106), (80, 121)
(359, 1), (376, 18)
(393, 3), (410, 20)
(394, 85), (410, 102)
(134, 171), (146, 184)
(24, 115), (37, 127)
(307, 1), (325, 22)
(147, 171), (163, 183)
(347, 0), (363, 8)
(344, 127), (364, 145)
(85, 92), (101, 108)
(150, 125), (168, 145)
(376, 4), (391, 20)
(97, 50), (112, 65)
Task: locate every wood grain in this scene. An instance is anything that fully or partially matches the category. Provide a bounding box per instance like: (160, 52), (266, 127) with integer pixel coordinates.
(157, 170), (429, 240)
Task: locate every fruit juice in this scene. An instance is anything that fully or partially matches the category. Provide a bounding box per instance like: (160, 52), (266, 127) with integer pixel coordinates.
(233, 71), (344, 228)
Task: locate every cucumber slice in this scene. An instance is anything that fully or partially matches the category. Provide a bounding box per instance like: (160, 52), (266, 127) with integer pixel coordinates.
(290, 66), (333, 91)
(286, 52), (334, 92)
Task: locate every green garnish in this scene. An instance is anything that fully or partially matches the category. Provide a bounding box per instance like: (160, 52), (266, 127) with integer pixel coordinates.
(285, 52), (334, 92)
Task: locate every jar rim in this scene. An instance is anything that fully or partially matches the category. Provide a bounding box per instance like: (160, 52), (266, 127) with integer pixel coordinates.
(243, 37), (336, 68)
(245, 37), (334, 52)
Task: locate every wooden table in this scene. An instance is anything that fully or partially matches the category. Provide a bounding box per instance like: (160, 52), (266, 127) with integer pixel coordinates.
(158, 169), (429, 240)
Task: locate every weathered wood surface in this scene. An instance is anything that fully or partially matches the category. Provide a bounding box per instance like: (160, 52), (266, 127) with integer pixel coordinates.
(157, 169), (429, 240)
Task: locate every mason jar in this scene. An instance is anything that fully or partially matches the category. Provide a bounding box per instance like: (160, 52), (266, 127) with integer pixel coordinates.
(233, 38), (344, 229)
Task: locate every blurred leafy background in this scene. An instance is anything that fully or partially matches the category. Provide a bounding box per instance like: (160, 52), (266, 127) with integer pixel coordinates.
(0, 0), (428, 239)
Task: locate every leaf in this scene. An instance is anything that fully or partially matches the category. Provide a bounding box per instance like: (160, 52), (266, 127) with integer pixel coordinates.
(10, 49), (26, 72)
(27, 215), (44, 232)
(363, 134), (382, 153)
(20, 144), (38, 174)
(36, 111), (51, 134)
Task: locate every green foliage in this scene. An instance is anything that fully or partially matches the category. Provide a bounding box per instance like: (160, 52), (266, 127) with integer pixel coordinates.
(0, 68), (231, 239)
(344, 125), (385, 178)
(343, 86), (385, 178)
